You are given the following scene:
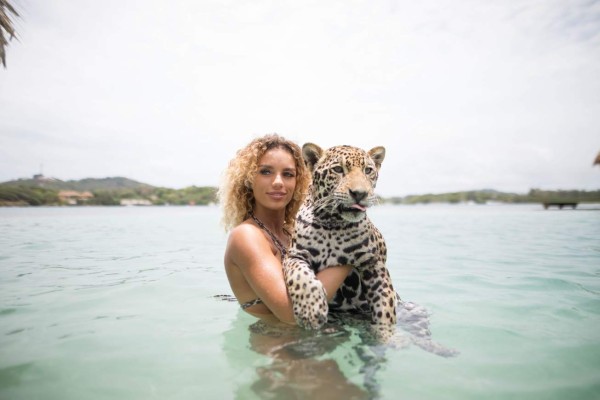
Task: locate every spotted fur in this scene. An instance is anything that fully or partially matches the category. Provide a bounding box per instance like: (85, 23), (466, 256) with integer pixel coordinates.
(283, 143), (397, 338)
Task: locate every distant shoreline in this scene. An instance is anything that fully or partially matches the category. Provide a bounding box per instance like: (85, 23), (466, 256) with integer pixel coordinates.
(2, 202), (600, 210)
(1, 175), (599, 207)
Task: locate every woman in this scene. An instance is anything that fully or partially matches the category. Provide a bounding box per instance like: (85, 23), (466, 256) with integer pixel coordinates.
(219, 134), (352, 325)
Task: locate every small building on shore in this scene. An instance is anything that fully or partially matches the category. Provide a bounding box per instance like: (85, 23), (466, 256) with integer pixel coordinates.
(58, 190), (94, 205)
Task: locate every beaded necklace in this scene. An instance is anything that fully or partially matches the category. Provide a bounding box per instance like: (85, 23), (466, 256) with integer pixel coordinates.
(250, 213), (289, 260)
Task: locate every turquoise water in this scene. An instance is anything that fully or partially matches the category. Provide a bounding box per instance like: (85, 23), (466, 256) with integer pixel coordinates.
(1, 205), (599, 399)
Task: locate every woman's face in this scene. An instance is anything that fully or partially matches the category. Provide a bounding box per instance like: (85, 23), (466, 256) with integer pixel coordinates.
(252, 147), (297, 212)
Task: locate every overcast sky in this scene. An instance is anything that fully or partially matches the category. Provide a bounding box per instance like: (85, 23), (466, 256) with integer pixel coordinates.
(1, 0), (599, 197)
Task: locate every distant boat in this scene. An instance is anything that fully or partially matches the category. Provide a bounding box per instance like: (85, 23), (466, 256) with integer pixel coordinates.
(594, 151), (600, 166)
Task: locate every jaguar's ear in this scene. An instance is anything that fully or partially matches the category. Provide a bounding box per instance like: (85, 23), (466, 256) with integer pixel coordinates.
(302, 143), (323, 173)
(368, 146), (385, 169)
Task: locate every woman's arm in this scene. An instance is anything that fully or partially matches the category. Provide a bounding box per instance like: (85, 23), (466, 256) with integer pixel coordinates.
(227, 224), (296, 324)
(316, 266), (353, 302)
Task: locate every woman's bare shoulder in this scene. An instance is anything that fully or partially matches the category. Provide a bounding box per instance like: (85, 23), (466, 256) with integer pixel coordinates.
(226, 220), (270, 260)
(228, 220), (261, 243)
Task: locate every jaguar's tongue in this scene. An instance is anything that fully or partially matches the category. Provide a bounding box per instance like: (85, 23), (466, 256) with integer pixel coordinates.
(349, 203), (367, 212)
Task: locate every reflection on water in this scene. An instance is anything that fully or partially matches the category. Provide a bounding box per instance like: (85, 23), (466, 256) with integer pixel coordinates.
(248, 318), (372, 399)
(225, 312), (379, 399)
(222, 300), (457, 399)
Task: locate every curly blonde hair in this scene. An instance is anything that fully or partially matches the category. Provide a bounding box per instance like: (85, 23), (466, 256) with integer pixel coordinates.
(218, 134), (310, 232)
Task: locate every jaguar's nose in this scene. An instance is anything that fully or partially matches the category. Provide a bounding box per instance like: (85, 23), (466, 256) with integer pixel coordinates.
(349, 189), (367, 203)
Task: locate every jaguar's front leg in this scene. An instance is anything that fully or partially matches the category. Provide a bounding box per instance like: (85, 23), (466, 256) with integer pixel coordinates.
(283, 256), (328, 329)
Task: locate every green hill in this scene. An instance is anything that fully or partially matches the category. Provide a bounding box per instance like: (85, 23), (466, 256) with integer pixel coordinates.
(0, 176), (155, 191)
(0, 176), (217, 206)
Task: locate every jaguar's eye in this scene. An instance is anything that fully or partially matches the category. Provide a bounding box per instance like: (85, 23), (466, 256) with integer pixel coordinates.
(365, 167), (373, 174)
(332, 166), (344, 173)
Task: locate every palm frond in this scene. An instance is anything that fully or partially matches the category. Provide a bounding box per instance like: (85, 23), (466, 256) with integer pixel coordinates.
(0, 0), (19, 68)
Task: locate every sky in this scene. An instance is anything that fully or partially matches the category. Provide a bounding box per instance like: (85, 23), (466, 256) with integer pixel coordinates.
(1, 0), (599, 197)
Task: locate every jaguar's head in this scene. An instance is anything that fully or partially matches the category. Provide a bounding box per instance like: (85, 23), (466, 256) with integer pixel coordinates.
(303, 143), (385, 222)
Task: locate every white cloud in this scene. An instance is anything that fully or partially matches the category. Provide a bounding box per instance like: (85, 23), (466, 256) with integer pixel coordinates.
(1, 0), (599, 196)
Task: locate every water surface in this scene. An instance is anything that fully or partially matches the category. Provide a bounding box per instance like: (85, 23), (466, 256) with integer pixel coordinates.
(1, 205), (599, 399)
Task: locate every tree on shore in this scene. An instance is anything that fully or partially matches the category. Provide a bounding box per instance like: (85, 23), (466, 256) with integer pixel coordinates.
(1, 0), (19, 67)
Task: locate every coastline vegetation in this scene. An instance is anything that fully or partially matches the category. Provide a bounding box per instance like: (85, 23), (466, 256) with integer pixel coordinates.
(1, 176), (599, 207)
(384, 189), (600, 205)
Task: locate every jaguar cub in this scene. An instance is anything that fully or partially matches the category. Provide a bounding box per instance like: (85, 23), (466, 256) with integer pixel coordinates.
(283, 143), (397, 337)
